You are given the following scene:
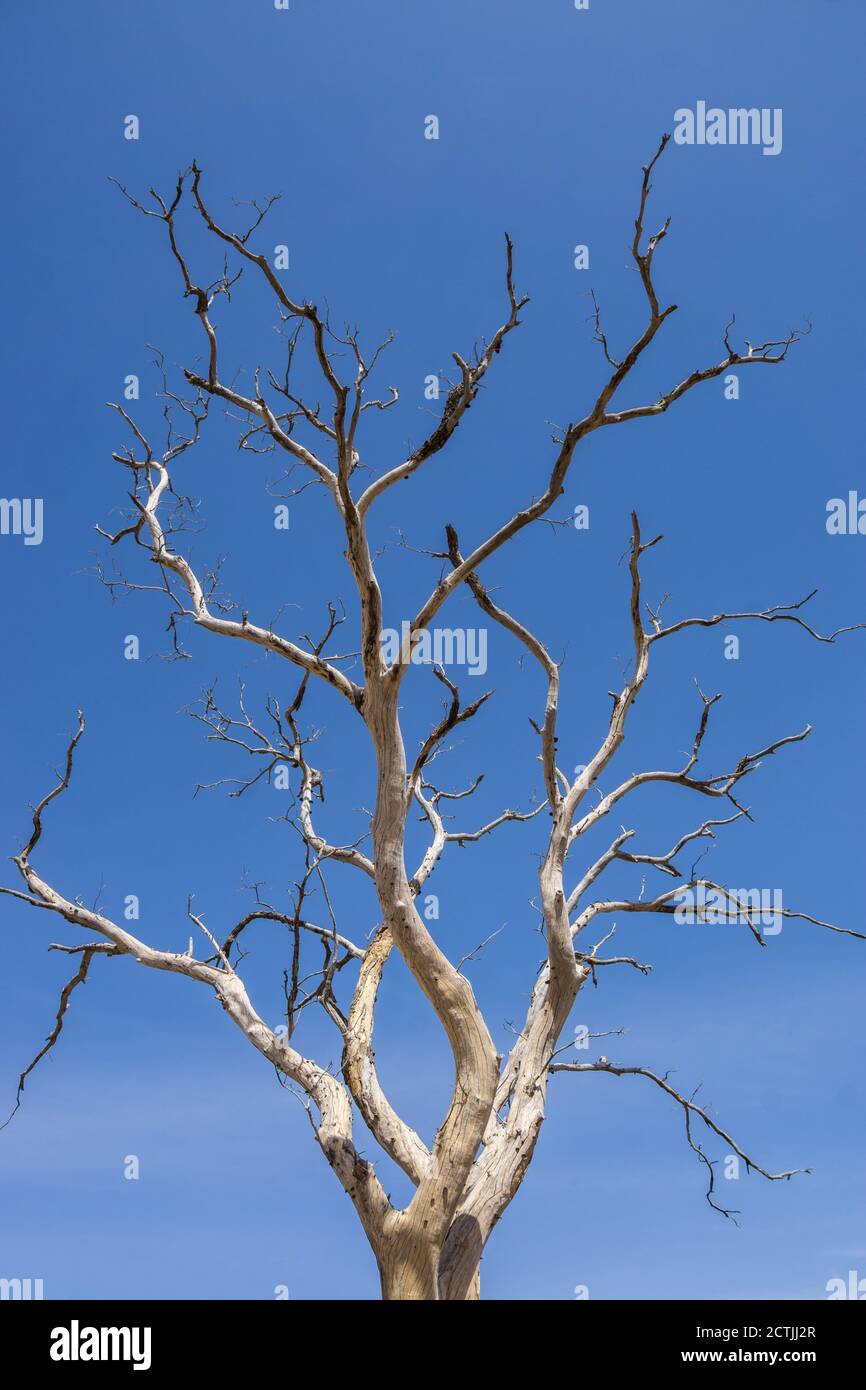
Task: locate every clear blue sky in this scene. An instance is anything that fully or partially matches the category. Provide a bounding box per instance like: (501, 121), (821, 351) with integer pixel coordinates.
(1, 0), (864, 1300)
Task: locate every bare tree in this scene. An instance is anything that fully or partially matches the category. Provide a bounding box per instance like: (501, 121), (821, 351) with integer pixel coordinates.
(3, 135), (862, 1301)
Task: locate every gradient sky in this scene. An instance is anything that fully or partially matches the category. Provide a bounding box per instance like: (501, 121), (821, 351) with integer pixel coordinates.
(1, 0), (864, 1301)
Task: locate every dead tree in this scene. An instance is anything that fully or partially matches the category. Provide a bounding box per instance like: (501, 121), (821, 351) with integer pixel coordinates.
(3, 135), (863, 1301)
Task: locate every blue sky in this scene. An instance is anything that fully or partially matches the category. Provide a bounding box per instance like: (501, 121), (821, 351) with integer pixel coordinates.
(1, 0), (864, 1300)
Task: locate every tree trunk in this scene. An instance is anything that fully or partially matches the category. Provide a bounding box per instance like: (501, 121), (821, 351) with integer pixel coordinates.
(378, 1245), (440, 1301)
(376, 1219), (484, 1299)
(379, 1255), (481, 1300)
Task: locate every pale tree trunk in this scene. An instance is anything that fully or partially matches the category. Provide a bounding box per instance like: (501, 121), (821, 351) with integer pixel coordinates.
(378, 1249), (440, 1302)
(379, 1265), (479, 1301)
(378, 1228), (482, 1301)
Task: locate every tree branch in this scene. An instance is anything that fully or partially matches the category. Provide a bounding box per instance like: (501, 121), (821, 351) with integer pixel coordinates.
(550, 1060), (810, 1220)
